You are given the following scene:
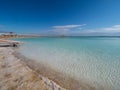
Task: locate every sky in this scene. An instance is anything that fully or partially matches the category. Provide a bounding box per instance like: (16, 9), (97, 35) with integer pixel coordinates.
(0, 0), (120, 36)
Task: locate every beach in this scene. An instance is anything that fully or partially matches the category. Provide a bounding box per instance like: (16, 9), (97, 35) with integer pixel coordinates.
(0, 47), (95, 90)
(1, 0), (120, 89)
(15, 37), (120, 90)
(0, 47), (66, 90)
(1, 37), (120, 90)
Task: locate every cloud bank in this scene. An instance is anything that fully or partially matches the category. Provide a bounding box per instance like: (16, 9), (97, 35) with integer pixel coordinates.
(72, 24), (120, 36)
(47, 24), (120, 36)
(51, 24), (86, 34)
(53, 24), (86, 29)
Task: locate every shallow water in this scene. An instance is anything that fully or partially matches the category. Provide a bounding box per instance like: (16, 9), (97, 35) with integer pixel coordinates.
(14, 37), (120, 90)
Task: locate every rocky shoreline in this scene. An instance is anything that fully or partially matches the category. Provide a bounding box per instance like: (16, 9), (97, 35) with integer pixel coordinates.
(0, 47), (65, 90)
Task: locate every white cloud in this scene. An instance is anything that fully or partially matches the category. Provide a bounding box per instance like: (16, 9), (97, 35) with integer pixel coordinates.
(53, 24), (86, 30)
(48, 24), (120, 36)
(103, 25), (120, 32)
(76, 25), (120, 34)
(51, 24), (86, 34)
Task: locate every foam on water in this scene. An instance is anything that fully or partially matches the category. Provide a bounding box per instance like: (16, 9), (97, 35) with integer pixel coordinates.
(14, 37), (120, 90)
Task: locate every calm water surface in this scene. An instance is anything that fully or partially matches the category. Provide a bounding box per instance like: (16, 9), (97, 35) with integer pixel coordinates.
(14, 37), (120, 90)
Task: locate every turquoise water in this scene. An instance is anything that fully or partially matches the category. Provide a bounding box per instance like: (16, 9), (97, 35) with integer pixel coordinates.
(14, 37), (120, 90)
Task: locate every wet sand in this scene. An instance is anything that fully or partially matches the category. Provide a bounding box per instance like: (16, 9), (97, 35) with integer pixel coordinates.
(0, 47), (99, 90)
(14, 48), (97, 90)
(0, 47), (65, 90)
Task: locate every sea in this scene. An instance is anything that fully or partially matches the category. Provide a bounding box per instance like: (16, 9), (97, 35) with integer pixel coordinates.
(13, 36), (120, 90)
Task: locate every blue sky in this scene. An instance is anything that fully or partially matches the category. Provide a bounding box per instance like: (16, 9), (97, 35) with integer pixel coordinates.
(0, 0), (120, 35)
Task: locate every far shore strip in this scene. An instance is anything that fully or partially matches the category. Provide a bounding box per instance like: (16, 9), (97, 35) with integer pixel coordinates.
(0, 39), (24, 44)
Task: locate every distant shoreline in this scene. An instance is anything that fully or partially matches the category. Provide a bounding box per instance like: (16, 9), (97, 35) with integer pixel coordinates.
(1, 34), (120, 39)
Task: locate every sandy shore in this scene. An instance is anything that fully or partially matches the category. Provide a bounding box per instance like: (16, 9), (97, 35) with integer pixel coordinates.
(0, 47), (97, 90)
(0, 47), (65, 90)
